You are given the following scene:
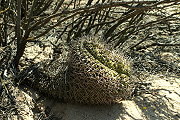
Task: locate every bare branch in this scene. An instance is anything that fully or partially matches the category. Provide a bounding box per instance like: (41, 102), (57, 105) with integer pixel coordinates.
(135, 42), (180, 51)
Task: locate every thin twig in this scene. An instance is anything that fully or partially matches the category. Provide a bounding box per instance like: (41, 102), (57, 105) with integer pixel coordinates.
(136, 42), (180, 50)
(130, 34), (151, 50)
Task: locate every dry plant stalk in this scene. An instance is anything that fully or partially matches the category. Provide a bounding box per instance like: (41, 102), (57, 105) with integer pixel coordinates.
(0, 0), (179, 68)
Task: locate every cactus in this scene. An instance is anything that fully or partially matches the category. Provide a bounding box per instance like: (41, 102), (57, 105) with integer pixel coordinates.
(18, 36), (132, 104)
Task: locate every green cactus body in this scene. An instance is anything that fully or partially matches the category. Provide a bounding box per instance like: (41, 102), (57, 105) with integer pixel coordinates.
(83, 41), (131, 76)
